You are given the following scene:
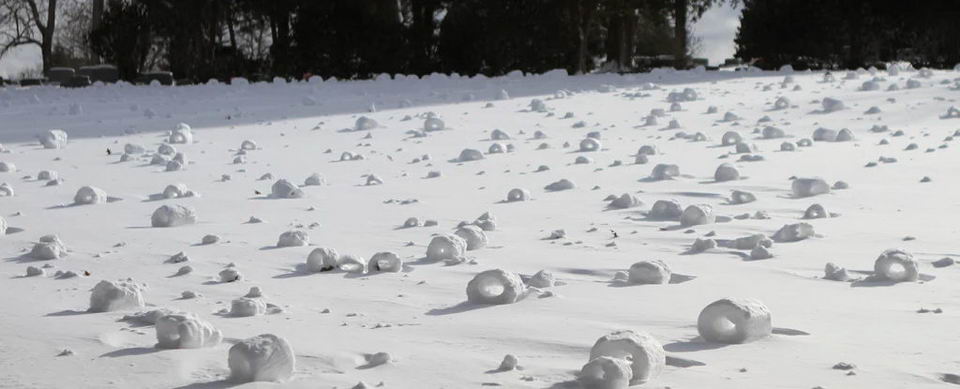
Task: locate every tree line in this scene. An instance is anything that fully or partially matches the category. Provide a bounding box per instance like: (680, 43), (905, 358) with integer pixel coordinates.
(1, 0), (734, 82)
(736, 0), (960, 70)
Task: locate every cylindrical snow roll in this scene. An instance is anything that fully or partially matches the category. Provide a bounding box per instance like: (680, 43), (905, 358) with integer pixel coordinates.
(680, 204), (715, 226)
(588, 330), (665, 385)
(466, 269), (525, 305)
(580, 138), (602, 152)
(74, 186), (107, 205)
(628, 260), (671, 284)
(426, 234), (467, 261)
(155, 313), (222, 349)
(507, 188), (530, 202)
(368, 252), (403, 272)
(306, 247), (339, 272)
(228, 334), (295, 383)
(697, 298), (772, 344)
(873, 248), (919, 282)
(455, 225), (488, 250)
(580, 356), (633, 389)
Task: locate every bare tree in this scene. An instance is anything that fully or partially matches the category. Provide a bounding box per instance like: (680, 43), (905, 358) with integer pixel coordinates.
(0, 0), (59, 72)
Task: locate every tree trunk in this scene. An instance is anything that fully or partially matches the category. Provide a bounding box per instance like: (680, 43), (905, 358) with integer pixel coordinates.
(92, 0), (104, 29)
(673, 0), (688, 69)
(42, 0), (57, 72)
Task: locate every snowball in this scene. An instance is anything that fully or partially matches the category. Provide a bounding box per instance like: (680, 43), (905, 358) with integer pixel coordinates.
(791, 178), (830, 197)
(650, 164), (679, 180)
(714, 163), (740, 182)
(368, 252), (403, 272)
(813, 127), (839, 141)
(306, 248), (339, 272)
(230, 297), (266, 317)
(458, 148), (484, 162)
(637, 145), (657, 155)
(240, 140), (257, 151)
(0, 183), (14, 196)
(580, 356), (633, 389)
(499, 354), (519, 371)
(124, 143), (145, 154)
(488, 143), (506, 154)
(219, 267), (242, 282)
(403, 217), (421, 228)
(628, 260), (671, 284)
(507, 188), (531, 202)
(0, 161), (16, 172)
(26, 266), (44, 277)
(37, 170), (57, 180)
(680, 204), (715, 226)
(697, 298), (772, 344)
(544, 179), (575, 191)
(873, 249), (919, 282)
(151, 204), (197, 227)
(466, 269), (525, 305)
(89, 280), (145, 312)
(74, 186), (107, 205)
(774, 96), (790, 109)
(579, 138), (602, 152)
(455, 225), (488, 250)
(202, 234), (220, 245)
(156, 313), (222, 349)
(228, 334), (295, 383)
(780, 142), (796, 151)
(424, 117), (445, 131)
(772, 223), (815, 242)
(271, 179), (304, 198)
(649, 199), (682, 220)
(277, 230), (309, 247)
(31, 235), (67, 260)
(589, 330), (665, 385)
(40, 129), (68, 149)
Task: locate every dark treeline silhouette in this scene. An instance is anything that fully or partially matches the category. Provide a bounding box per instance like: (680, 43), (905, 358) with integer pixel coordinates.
(736, 0), (960, 70)
(78, 0), (730, 83)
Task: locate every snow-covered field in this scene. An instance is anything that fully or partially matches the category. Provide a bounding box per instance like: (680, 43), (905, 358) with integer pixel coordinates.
(1, 67), (959, 389)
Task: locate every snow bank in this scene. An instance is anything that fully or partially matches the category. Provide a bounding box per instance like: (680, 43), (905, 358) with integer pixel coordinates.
(589, 330), (665, 385)
(697, 298), (772, 344)
(89, 280), (145, 312)
(466, 269), (524, 304)
(155, 313), (222, 349)
(228, 334), (295, 383)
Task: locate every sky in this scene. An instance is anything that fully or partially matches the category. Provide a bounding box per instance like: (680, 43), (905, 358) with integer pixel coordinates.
(0, 6), (742, 78)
